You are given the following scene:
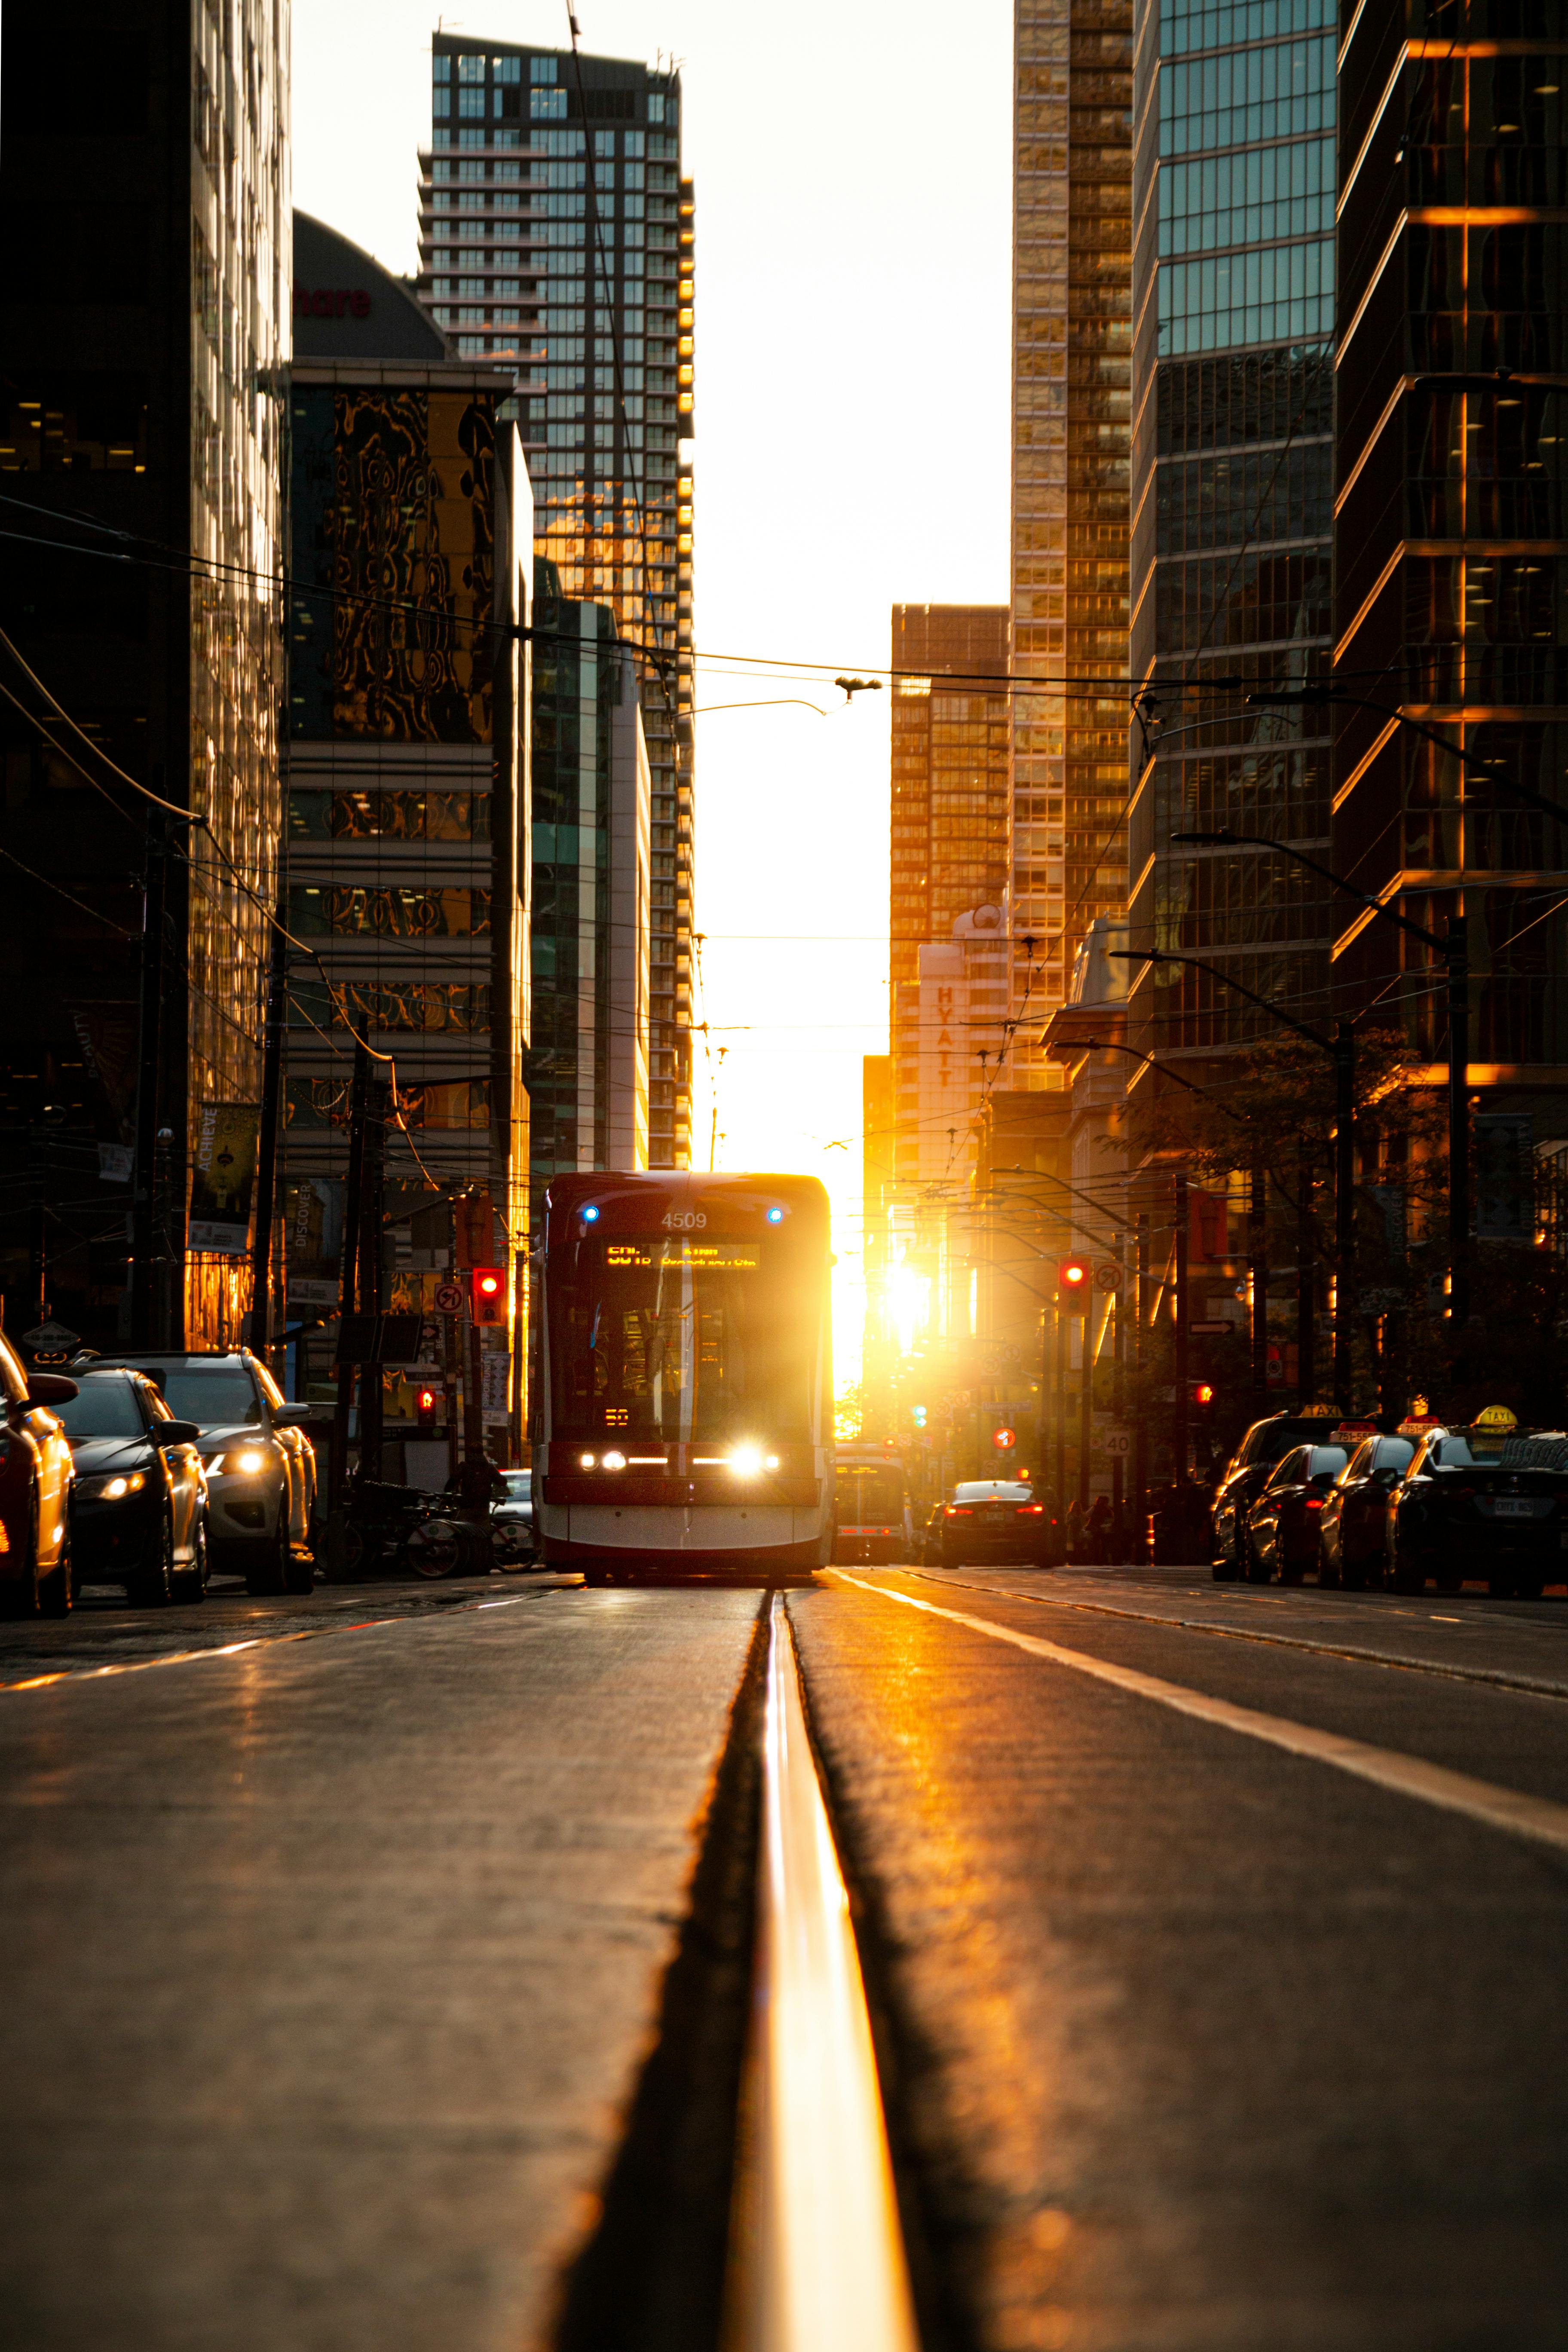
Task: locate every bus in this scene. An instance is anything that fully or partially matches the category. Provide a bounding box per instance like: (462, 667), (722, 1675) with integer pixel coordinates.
(832, 1445), (912, 1565)
(533, 1171), (834, 1579)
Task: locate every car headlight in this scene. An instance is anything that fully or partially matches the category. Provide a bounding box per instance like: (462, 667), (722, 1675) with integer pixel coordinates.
(78, 1471), (147, 1502)
(205, 1447), (270, 1477)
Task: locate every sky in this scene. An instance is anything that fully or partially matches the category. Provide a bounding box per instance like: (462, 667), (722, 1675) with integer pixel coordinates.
(293, 0), (1014, 1382)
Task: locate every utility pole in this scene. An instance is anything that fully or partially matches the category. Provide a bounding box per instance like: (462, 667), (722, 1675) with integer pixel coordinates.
(129, 808), (166, 1348)
(1078, 1285), (1093, 1513)
(28, 1132), (46, 1326)
(1447, 914), (1469, 1328)
(1054, 1290), (1067, 1507)
(1296, 1141), (1315, 1403)
(1037, 1303), (1051, 1491)
(1112, 1236), (1126, 1542)
(1173, 1172), (1189, 1485)
(1134, 1212), (1149, 1551)
(1250, 1155), (1269, 1414)
(358, 1075), (390, 1480)
(247, 900), (288, 1358)
(1334, 1020), (1356, 1409)
(331, 1040), (370, 1504)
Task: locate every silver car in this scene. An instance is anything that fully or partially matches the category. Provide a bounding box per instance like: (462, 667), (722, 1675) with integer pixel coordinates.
(491, 1467), (538, 1563)
(81, 1350), (315, 1595)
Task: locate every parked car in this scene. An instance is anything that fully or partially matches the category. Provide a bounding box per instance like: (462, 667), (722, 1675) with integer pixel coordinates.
(1385, 1410), (1568, 1600)
(918, 1500), (947, 1565)
(58, 1368), (207, 1605)
(490, 1468), (539, 1564)
(1317, 1433), (1415, 1590)
(936, 1480), (1060, 1568)
(0, 1334), (76, 1618)
(79, 1350), (315, 1594)
(1246, 1443), (1350, 1583)
(1211, 1410), (1343, 1582)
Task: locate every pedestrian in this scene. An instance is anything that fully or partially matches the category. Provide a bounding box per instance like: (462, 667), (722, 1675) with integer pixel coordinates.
(1086, 1492), (1112, 1565)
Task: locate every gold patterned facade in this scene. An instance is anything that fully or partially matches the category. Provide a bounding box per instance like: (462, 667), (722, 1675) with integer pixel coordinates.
(1010, 0), (1133, 1076)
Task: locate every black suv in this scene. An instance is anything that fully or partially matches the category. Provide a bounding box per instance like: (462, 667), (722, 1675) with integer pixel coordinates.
(1212, 1412), (1346, 1583)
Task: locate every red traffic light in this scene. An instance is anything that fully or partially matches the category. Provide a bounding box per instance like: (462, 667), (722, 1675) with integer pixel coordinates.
(470, 1267), (506, 1326)
(416, 1386), (438, 1433)
(1060, 1258), (1088, 1290)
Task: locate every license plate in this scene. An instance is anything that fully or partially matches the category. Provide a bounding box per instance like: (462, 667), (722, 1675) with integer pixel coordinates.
(1492, 1498), (1537, 1520)
(981, 1510), (1005, 1523)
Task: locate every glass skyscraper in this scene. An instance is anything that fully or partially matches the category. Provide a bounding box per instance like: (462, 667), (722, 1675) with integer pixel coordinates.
(1125, 0), (1336, 1081)
(1009, 0), (1134, 1074)
(0, 1), (289, 1351)
(416, 36), (694, 1172)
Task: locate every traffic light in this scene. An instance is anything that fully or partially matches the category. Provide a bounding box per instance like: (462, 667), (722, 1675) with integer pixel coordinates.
(416, 1386), (438, 1433)
(470, 1266), (506, 1326)
(992, 1424), (1017, 1453)
(1060, 1257), (1089, 1294)
(911, 1404), (927, 1429)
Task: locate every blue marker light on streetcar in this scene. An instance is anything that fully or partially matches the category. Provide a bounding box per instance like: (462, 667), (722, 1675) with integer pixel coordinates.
(766, 1206), (784, 1222)
(582, 1204), (600, 1222)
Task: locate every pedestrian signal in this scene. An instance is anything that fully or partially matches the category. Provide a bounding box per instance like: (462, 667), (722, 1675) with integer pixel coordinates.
(416, 1386), (438, 1433)
(992, 1424), (1017, 1451)
(1191, 1382), (1215, 1407)
(470, 1266), (506, 1326)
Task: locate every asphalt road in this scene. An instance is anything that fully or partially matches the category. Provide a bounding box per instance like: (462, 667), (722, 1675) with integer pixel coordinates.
(6, 1561), (1568, 2349)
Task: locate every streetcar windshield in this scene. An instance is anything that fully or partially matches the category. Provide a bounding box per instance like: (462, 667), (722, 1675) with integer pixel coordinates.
(836, 1467), (904, 1520)
(547, 1231), (820, 1445)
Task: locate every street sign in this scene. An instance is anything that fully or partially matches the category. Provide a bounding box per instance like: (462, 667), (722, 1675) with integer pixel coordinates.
(21, 1320), (80, 1354)
(432, 1280), (465, 1316)
(1094, 1262), (1119, 1290)
(1101, 1427), (1132, 1458)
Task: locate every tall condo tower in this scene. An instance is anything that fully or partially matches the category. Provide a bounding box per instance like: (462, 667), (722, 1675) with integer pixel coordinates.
(1124, 0), (1336, 1087)
(416, 36), (694, 1172)
(1009, 0), (1134, 1073)
(888, 605), (1013, 1195)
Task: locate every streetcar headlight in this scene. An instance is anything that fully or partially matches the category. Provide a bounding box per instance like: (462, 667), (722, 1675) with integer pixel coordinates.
(729, 1446), (764, 1479)
(602, 1450), (627, 1471)
(580, 1452), (596, 1468)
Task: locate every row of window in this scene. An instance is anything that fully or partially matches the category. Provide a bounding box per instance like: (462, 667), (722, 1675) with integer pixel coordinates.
(288, 886), (490, 939)
(1159, 34), (1332, 157)
(1158, 246), (1333, 356)
(1154, 546), (1332, 650)
(287, 980), (490, 1033)
(1156, 0), (1331, 56)
(1158, 134), (1331, 260)
(1155, 346), (1332, 455)
(1155, 439), (1331, 557)
(288, 790), (489, 843)
(286, 1077), (490, 1130)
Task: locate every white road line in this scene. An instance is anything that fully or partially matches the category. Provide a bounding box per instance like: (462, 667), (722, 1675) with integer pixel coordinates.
(730, 1594), (919, 2352)
(901, 1568), (1568, 1703)
(834, 1573), (1568, 1860)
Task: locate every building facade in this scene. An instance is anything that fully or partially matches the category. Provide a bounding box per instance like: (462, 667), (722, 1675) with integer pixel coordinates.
(1124, 0), (1337, 1081)
(284, 218), (533, 1456)
(0, 0), (289, 1351)
(416, 35), (694, 1173)
(527, 566), (651, 1220)
(889, 605), (1012, 1194)
(1009, 0), (1134, 1070)
(1333, 4), (1568, 1149)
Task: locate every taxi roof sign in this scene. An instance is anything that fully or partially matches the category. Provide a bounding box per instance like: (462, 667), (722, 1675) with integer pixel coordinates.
(1398, 1415), (1441, 1436)
(1473, 1403), (1519, 1430)
(1332, 1419), (1378, 1442)
(1299, 1401), (1340, 1418)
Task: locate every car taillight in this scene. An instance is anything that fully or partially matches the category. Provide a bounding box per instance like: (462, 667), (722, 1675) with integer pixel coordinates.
(1305, 1497), (1324, 1510)
(944, 1504), (971, 1517)
(1017, 1503), (1045, 1515)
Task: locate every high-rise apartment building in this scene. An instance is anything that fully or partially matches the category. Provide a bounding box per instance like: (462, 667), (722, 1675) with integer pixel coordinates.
(1124, 0), (1336, 1079)
(0, 5), (288, 1350)
(889, 605), (1012, 1192)
(416, 35), (694, 1173)
(1009, 0), (1133, 1069)
(527, 565), (651, 1219)
(284, 217), (533, 1455)
(1333, 6), (1568, 1129)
